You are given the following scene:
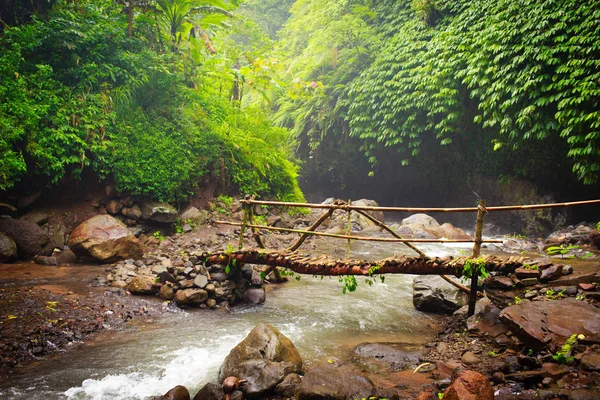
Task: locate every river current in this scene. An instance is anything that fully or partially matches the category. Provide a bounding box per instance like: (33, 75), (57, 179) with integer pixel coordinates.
(1, 239), (476, 400)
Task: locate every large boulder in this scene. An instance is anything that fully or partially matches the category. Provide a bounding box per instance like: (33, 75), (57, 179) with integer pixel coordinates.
(218, 323), (302, 398)
(0, 217), (50, 258)
(443, 370), (493, 400)
(353, 199), (385, 223)
(413, 275), (468, 314)
(140, 201), (178, 223)
(180, 207), (208, 226)
(68, 214), (144, 263)
(401, 214), (440, 228)
(296, 362), (375, 400)
(499, 298), (600, 351)
(426, 223), (472, 240)
(0, 232), (18, 262)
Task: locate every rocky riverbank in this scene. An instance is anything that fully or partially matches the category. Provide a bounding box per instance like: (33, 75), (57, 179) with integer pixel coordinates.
(1, 194), (600, 399)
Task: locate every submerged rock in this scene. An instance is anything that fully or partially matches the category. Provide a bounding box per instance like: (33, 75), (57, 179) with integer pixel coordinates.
(218, 323), (302, 398)
(354, 342), (422, 371)
(68, 214), (144, 263)
(413, 275), (468, 314)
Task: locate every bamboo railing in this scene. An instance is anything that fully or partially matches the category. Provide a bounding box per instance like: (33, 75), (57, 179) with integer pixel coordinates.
(213, 196), (600, 317)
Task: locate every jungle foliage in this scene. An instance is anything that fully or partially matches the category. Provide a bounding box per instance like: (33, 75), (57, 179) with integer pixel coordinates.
(0, 0), (304, 203)
(270, 0), (600, 191)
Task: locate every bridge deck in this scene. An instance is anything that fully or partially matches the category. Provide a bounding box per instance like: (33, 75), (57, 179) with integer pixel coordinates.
(201, 248), (531, 277)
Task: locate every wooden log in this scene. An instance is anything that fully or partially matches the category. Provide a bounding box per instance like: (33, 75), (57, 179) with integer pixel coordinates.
(201, 250), (527, 277)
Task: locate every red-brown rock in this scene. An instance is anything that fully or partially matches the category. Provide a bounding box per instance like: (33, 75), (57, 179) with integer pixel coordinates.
(68, 215), (144, 263)
(443, 370), (493, 400)
(499, 298), (600, 351)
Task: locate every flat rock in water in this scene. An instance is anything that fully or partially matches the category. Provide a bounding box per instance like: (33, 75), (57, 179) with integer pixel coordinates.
(354, 342), (422, 371)
(499, 298), (600, 351)
(413, 275), (468, 314)
(296, 362), (375, 400)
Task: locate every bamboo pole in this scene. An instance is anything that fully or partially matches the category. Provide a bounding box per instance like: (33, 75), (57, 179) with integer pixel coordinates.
(468, 200), (486, 317)
(354, 209), (427, 258)
(288, 207), (336, 251)
(214, 220), (503, 243)
(346, 200), (352, 259)
(239, 198), (600, 213)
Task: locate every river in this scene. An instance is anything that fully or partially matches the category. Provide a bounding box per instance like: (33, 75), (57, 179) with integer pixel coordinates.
(1, 239), (480, 400)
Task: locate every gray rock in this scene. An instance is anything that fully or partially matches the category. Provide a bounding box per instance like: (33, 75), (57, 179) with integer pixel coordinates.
(122, 204), (142, 220)
(128, 276), (156, 294)
(296, 362), (375, 400)
(179, 207), (208, 226)
(33, 255), (59, 266)
(218, 323), (302, 398)
(0, 232), (17, 262)
(106, 198), (123, 215)
(46, 221), (66, 250)
(174, 288), (207, 306)
(461, 351), (480, 364)
(242, 288), (266, 304)
(192, 382), (224, 400)
(274, 373), (301, 398)
(140, 201), (178, 223)
(211, 272), (228, 282)
(401, 213), (440, 228)
(540, 265), (563, 281)
(354, 342), (422, 370)
(19, 211), (49, 226)
(159, 284), (175, 300)
(413, 275), (468, 314)
(0, 218), (50, 259)
(193, 275), (208, 289)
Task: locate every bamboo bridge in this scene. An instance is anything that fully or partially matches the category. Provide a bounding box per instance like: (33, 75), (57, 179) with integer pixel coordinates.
(210, 197), (600, 316)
